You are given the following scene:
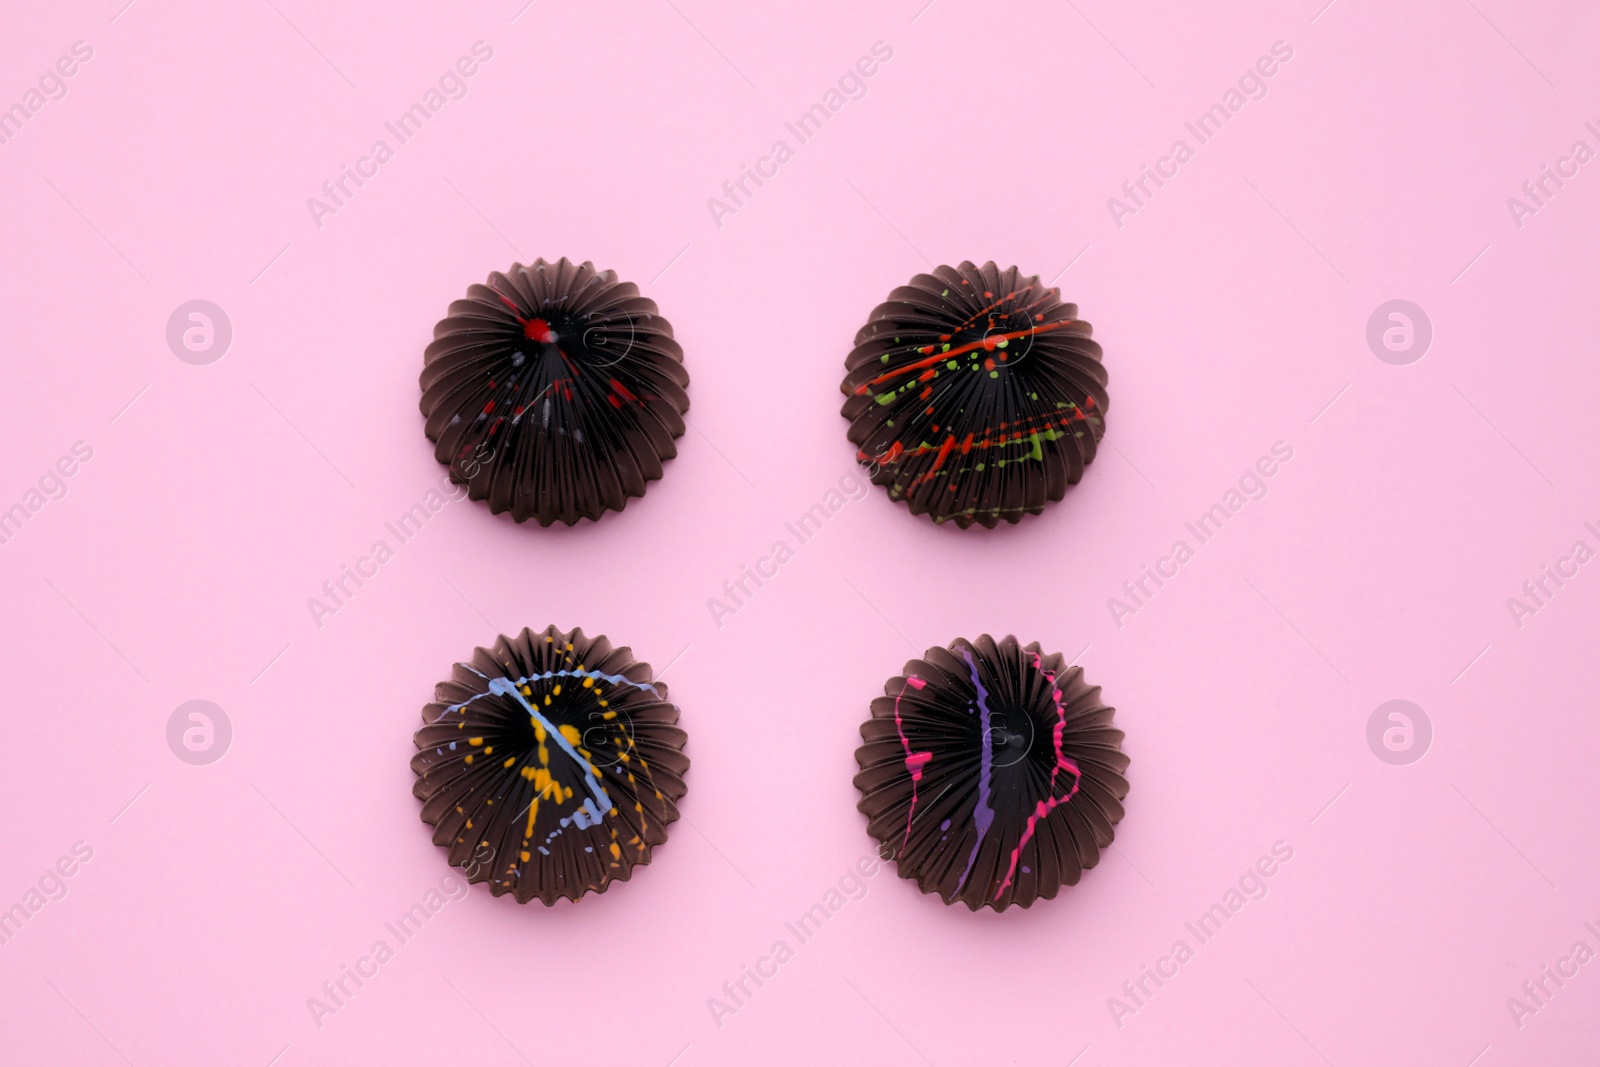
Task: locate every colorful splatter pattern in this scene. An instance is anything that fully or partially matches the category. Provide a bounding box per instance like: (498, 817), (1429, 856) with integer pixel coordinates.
(420, 258), (690, 526)
(854, 635), (1129, 911)
(412, 625), (689, 905)
(840, 261), (1109, 528)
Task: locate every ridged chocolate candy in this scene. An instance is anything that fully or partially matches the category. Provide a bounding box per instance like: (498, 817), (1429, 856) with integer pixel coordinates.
(842, 262), (1108, 527)
(421, 259), (689, 525)
(854, 635), (1128, 910)
(413, 625), (688, 905)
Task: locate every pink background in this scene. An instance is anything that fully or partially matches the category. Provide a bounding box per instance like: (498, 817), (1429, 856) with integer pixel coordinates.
(2, 0), (1598, 1063)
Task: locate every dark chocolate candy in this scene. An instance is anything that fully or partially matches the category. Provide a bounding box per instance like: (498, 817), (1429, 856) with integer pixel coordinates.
(421, 259), (689, 525)
(854, 635), (1128, 911)
(841, 262), (1108, 527)
(412, 625), (689, 905)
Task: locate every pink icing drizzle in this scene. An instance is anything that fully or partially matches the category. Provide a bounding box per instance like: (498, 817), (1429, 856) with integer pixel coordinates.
(893, 675), (931, 857)
(994, 652), (1083, 900)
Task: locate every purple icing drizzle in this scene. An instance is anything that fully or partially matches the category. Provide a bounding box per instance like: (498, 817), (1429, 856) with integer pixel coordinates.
(954, 648), (997, 893)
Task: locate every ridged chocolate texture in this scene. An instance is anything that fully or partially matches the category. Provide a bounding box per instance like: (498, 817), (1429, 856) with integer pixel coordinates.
(421, 258), (690, 525)
(412, 625), (689, 905)
(854, 635), (1128, 911)
(842, 261), (1108, 528)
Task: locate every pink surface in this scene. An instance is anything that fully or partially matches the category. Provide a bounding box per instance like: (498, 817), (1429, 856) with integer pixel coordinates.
(2, 0), (1598, 1063)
